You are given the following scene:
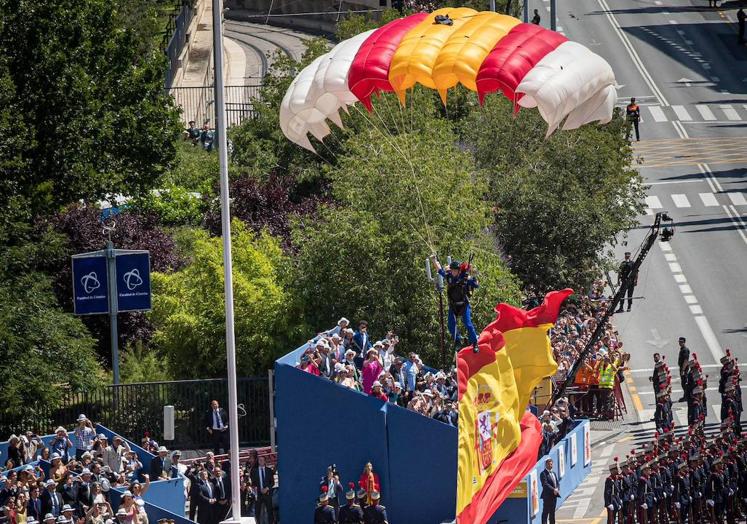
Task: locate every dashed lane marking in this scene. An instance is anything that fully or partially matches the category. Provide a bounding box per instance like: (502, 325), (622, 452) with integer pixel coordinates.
(695, 104), (717, 120)
(672, 105), (692, 121)
(671, 193), (691, 207)
(721, 104), (740, 121)
(699, 192), (719, 206)
(728, 192), (747, 206)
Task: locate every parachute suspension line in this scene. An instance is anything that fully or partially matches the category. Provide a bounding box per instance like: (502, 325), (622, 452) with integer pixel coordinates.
(350, 104), (436, 253)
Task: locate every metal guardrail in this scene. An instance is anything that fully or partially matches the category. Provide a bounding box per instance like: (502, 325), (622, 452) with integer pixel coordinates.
(0, 377), (270, 449)
(164, 2), (195, 88)
(169, 84), (262, 127)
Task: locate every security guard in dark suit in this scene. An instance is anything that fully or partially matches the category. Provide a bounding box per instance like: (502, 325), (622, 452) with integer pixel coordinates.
(338, 485), (364, 524)
(362, 491), (388, 524)
(314, 491), (337, 523)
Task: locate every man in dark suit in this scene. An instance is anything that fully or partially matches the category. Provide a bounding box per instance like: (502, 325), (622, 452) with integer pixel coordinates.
(212, 465), (230, 524)
(150, 447), (169, 480)
(204, 400), (229, 455)
(250, 456), (274, 524)
(196, 469), (217, 524)
(41, 480), (63, 517)
(540, 458), (560, 524)
(27, 487), (44, 522)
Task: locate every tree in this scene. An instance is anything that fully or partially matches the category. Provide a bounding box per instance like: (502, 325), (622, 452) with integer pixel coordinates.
(0, 0), (181, 215)
(462, 97), (645, 291)
(291, 118), (521, 365)
(150, 222), (304, 378)
(0, 273), (102, 424)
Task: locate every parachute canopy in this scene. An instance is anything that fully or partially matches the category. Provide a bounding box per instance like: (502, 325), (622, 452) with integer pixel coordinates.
(280, 9), (617, 151)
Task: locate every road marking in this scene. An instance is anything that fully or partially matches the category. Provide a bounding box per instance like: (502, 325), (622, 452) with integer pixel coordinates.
(659, 241), (672, 251)
(669, 262), (682, 272)
(673, 273), (687, 283)
(694, 315), (725, 361)
(638, 385), (747, 396)
(695, 105), (717, 121)
(723, 204), (747, 246)
(648, 106), (668, 122)
(665, 253), (677, 261)
(679, 284), (692, 294)
(630, 363), (747, 373)
(668, 19), (678, 24)
(645, 195), (663, 208)
(690, 304), (703, 314)
(672, 105), (692, 121)
(699, 192), (719, 206)
(712, 404), (721, 420)
(597, 0), (669, 105)
(684, 295), (698, 304)
(671, 193), (691, 207)
(728, 192), (746, 206)
(654, 0), (662, 4)
(720, 104), (740, 121)
(600, 444), (615, 458)
(648, 179), (705, 185)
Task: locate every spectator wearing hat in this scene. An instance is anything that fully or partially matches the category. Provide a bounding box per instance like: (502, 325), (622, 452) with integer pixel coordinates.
(59, 505), (75, 524)
(362, 491), (387, 524)
(42, 514), (55, 524)
(41, 481), (62, 519)
(84, 499), (112, 524)
(313, 489), (336, 523)
(338, 482), (363, 524)
(204, 400), (229, 456)
(49, 430), (73, 466)
(149, 448), (169, 480)
(73, 416), (95, 461)
(113, 507), (128, 524)
(369, 382), (388, 402)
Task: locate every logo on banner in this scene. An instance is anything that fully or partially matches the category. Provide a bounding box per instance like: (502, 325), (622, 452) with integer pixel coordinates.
(123, 268), (144, 291)
(81, 272), (101, 294)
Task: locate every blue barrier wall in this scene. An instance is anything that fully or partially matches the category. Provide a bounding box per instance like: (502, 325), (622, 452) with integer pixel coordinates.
(489, 420), (591, 524)
(138, 478), (187, 516)
(276, 335), (457, 524)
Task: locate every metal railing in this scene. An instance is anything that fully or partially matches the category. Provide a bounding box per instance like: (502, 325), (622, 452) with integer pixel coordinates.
(0, 377), (270, 449)
(169, 84), (262, 127)
(164, 2), (195, 88)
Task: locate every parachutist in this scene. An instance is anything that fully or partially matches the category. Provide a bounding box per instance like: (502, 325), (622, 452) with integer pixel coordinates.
(430, 254), (479, 352)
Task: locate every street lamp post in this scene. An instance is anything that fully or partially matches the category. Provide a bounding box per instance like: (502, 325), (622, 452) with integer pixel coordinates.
(211, 0), (242, 521)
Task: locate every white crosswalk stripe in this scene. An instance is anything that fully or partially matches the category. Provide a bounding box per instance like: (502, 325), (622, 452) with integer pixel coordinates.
(699, 192), (719, 206)
(645, 195), (663, 209)
(648, 106), (667, 122)
(695, 104), (717, 120)
(672, 105), (692, 121)
(712, 404), (721, 420)
(720, 104), (740, 121)
(728, 192), (746, 206)
(671, 194), (691, 208)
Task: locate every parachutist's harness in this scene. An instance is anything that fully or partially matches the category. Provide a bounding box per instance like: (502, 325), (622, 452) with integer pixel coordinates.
(434, 14), (454, 26)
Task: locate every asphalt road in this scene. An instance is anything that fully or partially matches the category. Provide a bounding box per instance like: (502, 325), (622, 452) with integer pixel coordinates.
(224, 20), (311, 79)
(548, 0), (746, 520)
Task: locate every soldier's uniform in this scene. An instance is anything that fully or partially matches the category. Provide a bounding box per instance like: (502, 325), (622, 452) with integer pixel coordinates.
(362, 491), (388, 524)
(314, 494), (338, 524)
(621, 460), (636, 524)
(356, 488), (368, 512)
(706, 458), (725, 523)
(638, 465), (655, 524)
(674, 462), (691, 524)
(605, 460), (623, 524)
(339, 486), (363, 524)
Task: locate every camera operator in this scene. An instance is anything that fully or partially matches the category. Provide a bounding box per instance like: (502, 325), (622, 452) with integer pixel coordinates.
(319, 465), (343, 516)
(239, 470), (255, 517)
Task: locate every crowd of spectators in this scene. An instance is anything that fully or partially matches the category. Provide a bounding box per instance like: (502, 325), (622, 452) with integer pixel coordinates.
(297, 318), (459, 426)
(0, 415), (159, 524)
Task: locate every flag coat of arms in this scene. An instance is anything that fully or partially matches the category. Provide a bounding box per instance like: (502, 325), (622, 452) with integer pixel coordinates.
(457, 289), (573, 524)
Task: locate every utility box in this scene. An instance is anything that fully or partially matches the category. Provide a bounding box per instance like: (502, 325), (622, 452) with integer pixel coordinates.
(163, 405), (175, 441)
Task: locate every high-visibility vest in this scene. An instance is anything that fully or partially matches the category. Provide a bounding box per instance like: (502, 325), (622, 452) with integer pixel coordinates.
(599, 364), (616, 389)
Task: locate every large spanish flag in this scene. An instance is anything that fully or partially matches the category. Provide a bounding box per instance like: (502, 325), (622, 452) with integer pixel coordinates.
(457, 290), (573, 524)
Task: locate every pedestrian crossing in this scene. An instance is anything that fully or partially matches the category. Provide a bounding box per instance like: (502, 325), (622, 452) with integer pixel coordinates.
(637, 103), (747, 123)
(643, 190), (747, 213)
(636, 404), (723, 427)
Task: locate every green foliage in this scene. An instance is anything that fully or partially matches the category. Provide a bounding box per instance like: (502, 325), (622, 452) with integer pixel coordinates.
(150, 222), (304, 378)
(0, 273), (102, 418)
(0, 0), (182, 214)
(463, 99), (645, 291)
(291, 118), (521, 365)
(118, 342), (174, 383)
(132, 185), (207, 227)
(159, 140), (220, 195)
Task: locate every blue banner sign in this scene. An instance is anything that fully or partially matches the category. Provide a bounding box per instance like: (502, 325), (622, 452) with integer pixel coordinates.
(115, 252), (152, 312)
(72, 256), (109, 315)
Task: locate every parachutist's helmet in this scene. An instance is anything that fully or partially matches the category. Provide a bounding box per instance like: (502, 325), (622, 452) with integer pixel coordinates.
(449, 261), (461, 270)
